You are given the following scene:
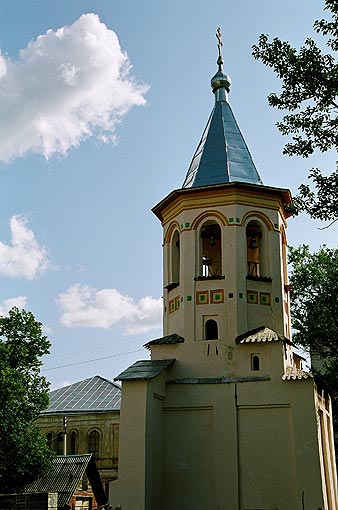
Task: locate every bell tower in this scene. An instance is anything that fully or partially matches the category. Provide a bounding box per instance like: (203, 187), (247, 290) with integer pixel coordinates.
(152, 28), (292, 378)
(112, 29), (337, 510)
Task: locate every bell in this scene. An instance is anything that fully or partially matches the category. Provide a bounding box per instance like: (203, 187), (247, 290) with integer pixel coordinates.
(249, 236), (258, 249)
(209, 236), (216, 246)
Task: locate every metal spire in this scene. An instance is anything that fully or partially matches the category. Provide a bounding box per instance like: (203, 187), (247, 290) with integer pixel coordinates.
(181, 28), (263, 189)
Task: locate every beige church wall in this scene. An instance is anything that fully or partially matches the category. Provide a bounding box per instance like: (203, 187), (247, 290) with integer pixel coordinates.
(162, 382), (239, 509)
(145, 371), (167, 509)
(232, 341), (284, 380)
(150, 340), (235, 380)
(161, 372), (324, 509)
(238, 405), (299, 509)
(150, 333), (285, 382)
(112, 381), (148, 508)
(150, 338), (283, 381)
(237, 376), (325, 507)
(162, 406), (215, 509)
(111, 371), (168, 510)
(111, 359), (330, 509)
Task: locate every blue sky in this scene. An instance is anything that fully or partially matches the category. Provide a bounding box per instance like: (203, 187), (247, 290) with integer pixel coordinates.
(0, 0), (336, 389)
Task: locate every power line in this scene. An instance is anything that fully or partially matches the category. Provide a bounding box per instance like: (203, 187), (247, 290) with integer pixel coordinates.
(42, 348), (145, 372)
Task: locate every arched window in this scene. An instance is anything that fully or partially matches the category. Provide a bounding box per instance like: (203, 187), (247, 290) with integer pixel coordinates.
(46, 432), (54, 450)
(88, 429), (100, 459)
(200, 221), (222, 277)
(205, 319), (218, 340)
(56, 431), (64, 455)
(70, 430), (77, 455)
(246, 221), (262, 277)
(251, 354), (260, 371)
(171, 230), (180, 284)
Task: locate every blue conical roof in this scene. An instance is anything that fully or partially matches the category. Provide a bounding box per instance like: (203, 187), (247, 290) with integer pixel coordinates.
(182, 46), (262, 188)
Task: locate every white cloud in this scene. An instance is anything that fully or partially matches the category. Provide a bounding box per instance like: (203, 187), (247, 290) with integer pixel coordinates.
(0, 215), (49, 279)
(0, 296), (27, 316)
(56, 284), (162, 335)
(0, 13), (148, 162)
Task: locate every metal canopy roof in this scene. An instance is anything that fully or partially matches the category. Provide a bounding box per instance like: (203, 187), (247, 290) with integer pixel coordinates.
(115, 359), (175, 381)
(41, 375), (121, 415)
(144, 333), (184, 350)
(182, 100), (263, 188)
(182, 35), (262, 189)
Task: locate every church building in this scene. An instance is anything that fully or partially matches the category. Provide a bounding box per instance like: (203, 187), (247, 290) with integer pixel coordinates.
(110, 30), (338, 510)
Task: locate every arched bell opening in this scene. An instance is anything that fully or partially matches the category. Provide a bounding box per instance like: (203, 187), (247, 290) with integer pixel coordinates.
(246, 220), (263, 277)
(200, 221), (222, 277)
(171, 230), (180, 285)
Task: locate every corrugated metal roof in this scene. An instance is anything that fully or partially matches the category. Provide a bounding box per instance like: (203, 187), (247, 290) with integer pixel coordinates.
(144, 333), (184, 350)
(182, 88), (262, 189)
(41, 375), (121, 415)
(235, 326), (291, 345)
(25, 454), (107, 509)
(115, 359), (175, 381)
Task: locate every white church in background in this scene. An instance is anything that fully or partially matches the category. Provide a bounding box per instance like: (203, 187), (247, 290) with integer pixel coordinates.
(110, 30), (338, 510)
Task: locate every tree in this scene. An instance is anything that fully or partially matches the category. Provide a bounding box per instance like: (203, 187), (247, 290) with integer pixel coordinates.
(0, 307), (53, 493)
(289, 245), (338, 438)
(252, 0), (338, 223)
(289, 245), (338, 356)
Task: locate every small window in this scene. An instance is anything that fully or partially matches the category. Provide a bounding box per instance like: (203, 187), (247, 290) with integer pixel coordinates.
(205, 319), (218, 340)
(46, 432), (54, 450)
(75, 496), (91, 509)
(88, 429), (100, 459)
(70, 430), (77, 455)
(56, 431), (64, 455)
(251, 354), (260, 371)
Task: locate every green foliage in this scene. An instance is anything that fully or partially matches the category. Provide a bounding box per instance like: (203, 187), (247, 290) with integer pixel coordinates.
(289, 245), (338, 356)
(252, 0), (338, 222)
(289, 245), (338, 440)
(0, 308), (53, 493)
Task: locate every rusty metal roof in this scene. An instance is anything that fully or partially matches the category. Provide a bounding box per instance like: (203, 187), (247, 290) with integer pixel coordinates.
(41, 375), (121, 415)
(25, 454), (107, 509)
(115, 359), (175, 381)
(144, 333), (184, 350)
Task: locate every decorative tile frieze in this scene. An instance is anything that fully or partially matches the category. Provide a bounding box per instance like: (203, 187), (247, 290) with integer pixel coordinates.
(260, 292), (271, 306)
(169, 295), (181, 313)
(196, 291), (209, 305)
(169, 299), (175, 314)
(210, 289), (224, 304)
(247, 291), (258, 304)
